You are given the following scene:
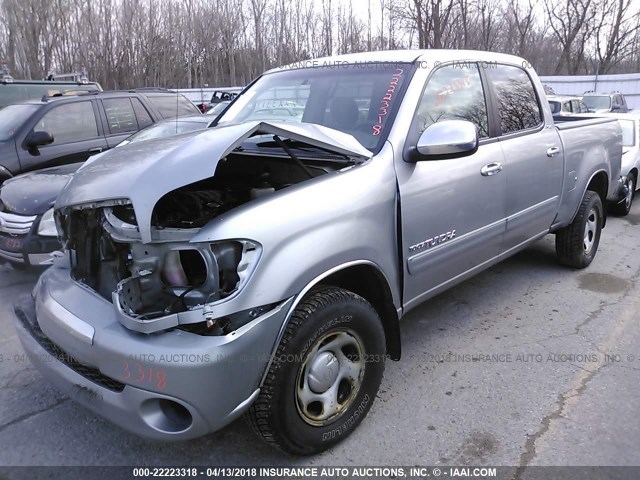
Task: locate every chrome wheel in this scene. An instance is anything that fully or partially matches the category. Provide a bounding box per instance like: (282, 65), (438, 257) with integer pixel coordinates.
(625, 177), (635, 210)
(583, 208), (598, 254)
(296, 329), (365, 426)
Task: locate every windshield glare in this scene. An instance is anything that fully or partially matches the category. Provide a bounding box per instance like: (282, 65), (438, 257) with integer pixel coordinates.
(126, 120), (208, 144)
(0, 104), (40, 141)
(218, 63), (412, 152)
(582, 95), (611, 111)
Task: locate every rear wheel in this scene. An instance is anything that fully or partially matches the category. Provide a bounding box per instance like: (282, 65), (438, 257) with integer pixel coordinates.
(247, 286), (386, 455)
(610, 173), (635, 216)
(556, 190), (603, 268)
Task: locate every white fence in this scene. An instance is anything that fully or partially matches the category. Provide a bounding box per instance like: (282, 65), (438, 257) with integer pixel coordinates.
(540, 73), (640, 110)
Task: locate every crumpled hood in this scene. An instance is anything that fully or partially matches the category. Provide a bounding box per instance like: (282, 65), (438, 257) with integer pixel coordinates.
(1, 163), (83, 215)
(56, 121), (372, 243)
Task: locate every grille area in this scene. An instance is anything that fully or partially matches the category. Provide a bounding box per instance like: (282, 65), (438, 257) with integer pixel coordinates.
(15, 303), (126, 393)
(0, 211), (37, 235)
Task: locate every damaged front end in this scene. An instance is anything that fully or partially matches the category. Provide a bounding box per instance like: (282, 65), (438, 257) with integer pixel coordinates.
(58, 199), (265, 335)
(55, 121), (371, 335)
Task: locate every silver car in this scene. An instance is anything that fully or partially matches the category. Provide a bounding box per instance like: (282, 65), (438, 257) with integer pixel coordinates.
(15, 50), (622, 455)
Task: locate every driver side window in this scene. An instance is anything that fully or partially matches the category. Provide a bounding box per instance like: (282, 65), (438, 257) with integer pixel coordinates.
(414, 63), (489, 139)
(36, 101), (99, 145)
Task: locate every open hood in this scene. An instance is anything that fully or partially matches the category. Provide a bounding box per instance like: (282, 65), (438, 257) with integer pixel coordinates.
(56, 121), (372, 243)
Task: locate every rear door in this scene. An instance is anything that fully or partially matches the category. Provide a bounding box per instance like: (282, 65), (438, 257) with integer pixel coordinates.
(99, 97), (155, 148)
(395, 62), (507, 309)
(485, 64), (563, 251)
(17, 99), (107, 172)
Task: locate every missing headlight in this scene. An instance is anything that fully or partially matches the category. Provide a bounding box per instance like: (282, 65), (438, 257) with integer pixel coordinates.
(210, 240), (260, 298)
(161, 250), (208, 288)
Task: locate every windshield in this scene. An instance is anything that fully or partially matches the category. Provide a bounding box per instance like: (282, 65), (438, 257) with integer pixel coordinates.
(123, 120), (209, 144)
(619, 120), (635, 147)
(582, 95), (611, 111)
(0, 104), (40, 141)
(218, 63), (413, 152)
(548, 101), (561, 114)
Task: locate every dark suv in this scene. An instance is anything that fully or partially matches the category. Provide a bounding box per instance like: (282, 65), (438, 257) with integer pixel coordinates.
(0, 89), (201, 181)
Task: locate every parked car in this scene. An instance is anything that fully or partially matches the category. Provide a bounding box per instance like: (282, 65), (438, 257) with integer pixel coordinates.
(0, 115), (213, 267)
(15, 50), (623, 455)
(0, 88), (201, 183)
(582, 91), (629, 113)
(0, 65), (102, 110)
(548, 95), (590, 115)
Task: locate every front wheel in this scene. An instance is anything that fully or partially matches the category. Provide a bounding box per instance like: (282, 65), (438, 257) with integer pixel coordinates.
(555, 190), (603, 268)
(247, 287), (386, 455)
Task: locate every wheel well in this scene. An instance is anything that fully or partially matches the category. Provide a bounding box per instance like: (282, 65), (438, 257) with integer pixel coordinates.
(586, 171), (608, 227)
(630, 168), (638, 183)
(318, 265), (401, 360)
(586, 171), (608, 206)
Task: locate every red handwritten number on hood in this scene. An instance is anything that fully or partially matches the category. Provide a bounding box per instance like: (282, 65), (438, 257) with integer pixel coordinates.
(373, 68), (404, 136)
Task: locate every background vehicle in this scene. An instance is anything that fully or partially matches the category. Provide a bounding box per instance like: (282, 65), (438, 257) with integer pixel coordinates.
(0, 65), (102, 109)
(0, 115), (213, 267)
(15, 50), (622, 456)
(548, 95), (590, 115)
(0, 89), (200, 183)
(582, 91), (629, 113)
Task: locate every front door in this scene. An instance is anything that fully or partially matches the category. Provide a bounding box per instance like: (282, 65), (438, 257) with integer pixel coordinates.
(395, 62), (507, 311)
(17, 99), (107, 172)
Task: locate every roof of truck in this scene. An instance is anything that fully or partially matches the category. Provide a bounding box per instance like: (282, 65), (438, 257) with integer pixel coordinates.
(268, 49), (530, 74)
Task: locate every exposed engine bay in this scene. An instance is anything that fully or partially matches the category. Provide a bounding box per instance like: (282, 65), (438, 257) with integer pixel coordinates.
(150, 151), (332, 229)
(57, 147), (356, 335)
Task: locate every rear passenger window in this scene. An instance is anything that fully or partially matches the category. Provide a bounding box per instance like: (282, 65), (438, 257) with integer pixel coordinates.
(486, 65), (542, 135)
(36, 101), (98, 145)
(413, 63), (489, 138)
(131, 98), (153, 129)
(147, 95), (199, 118)
(103, 98), (138, 134)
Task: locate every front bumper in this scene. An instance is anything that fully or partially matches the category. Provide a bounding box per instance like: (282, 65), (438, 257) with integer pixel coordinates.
(0, 213), (59, 266)
(14, 266), (293, 440)
(612, 175), (629, 204)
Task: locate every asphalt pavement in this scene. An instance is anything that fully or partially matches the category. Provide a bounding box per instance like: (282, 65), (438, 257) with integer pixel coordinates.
(0, 204), (639, 470)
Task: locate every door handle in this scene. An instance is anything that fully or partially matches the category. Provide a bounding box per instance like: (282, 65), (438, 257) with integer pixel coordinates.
(480, 162), (503, 176)
(88, 147), (103, 154)
(546, 146), (561, 157)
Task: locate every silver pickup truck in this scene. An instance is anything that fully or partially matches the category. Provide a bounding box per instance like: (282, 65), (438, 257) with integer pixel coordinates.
(15, 50), (623, 455)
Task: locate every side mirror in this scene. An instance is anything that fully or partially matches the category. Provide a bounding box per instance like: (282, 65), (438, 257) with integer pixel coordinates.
(26, 131), (54, 149)
(410, 120), (478, 161)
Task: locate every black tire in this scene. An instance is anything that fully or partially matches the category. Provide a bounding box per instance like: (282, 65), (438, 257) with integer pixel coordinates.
(555, 190), (603, 268)
(247, 286), (386, 455)
(610, 173), (635, 216)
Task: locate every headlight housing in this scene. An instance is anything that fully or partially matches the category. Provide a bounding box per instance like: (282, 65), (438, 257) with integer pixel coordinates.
(37, 208), (58, 237)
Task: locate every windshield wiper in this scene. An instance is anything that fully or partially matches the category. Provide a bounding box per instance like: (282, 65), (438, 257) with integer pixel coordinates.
(255, 138), (354, 162)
